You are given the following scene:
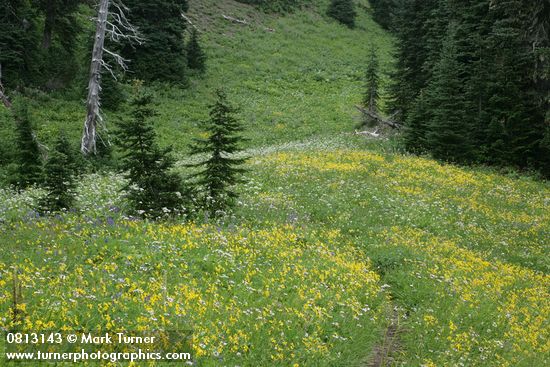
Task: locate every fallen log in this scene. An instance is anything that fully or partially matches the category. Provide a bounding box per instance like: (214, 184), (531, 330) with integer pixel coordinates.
(355, 105), (401, 129)
(355, 129), (381, 138)
(222, 14), (248, 25)
(181, 13), (196, 29)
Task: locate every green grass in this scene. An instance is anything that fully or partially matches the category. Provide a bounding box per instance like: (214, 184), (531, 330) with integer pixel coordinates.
(1, 136), (548, 366)
(10, 0), (394, 155)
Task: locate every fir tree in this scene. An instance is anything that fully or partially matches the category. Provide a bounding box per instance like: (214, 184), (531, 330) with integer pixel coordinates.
(424, 26), (472, 164)
(122, 0), (189, 83)
(188, 90), (247, 218)
(186, 28), (207, 72)
(115, 87), (185, 218)
(99, 71), (125, 110)
(37, 0), (82, 89)
(388, 0), (435, 122)
(362, 45), (380, 126)
(403, 90), (430, 154)
(485, 0), (546, 169)
(0, 0), (42, 88)
(14, 103), (42, 188)
(39, 132), (76, 212)
(370, 0), (396, 30)
(327, 0), (357, 28)
(389, 0), (548, 175)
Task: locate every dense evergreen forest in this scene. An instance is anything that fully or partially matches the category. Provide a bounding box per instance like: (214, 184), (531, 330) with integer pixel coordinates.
(371, 0), (550, 175)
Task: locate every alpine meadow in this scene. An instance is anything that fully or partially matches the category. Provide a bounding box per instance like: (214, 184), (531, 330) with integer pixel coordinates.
(0, 0), (548, 366)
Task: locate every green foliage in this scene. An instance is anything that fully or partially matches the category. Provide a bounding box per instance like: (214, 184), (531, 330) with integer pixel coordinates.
(12, 0), (396, 156)
(37, 0), (82, 90)
(39, 132), (77, 212)
(0, 0), (42, 88)
(186, 29), (207, 73)
(115, 87), (185, 218)
(484, 0), (547, 170)
(0, 0), (83, 90)
(388, 0), (436, 121)
(122, 0), (189, 83)
(402, 91), (429, 154)
(539, 127), (550, 177)
(14, 102), (42, 188)
(369, 0), (396, 30)
(391, 0), (549, 177)
(0, 109), (18, 186)
(327, 0), (357, 28)
(0, 109), (16, 166)
(188, 90), (247, 218)
(424, 27), (472, 164)
(100, 72), (126, 110)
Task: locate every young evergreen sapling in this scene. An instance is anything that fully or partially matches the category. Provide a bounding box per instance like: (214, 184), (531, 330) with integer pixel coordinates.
(115, 86), (185, 218)
(14, 103), (42, 188)
(363, 45), (380, 127)
(40, 132), (76, 213)
(188, 89), (247, 218)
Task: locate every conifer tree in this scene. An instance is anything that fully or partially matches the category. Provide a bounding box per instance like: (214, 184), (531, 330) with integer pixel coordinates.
(186, 28), (207, 72)
(485, 0), (546, 169)
(362, 45), (380, 126)
(0, 0), (42, 88)
(188, 90), (247, 218)
(424, 26), (472, 163)
(14, 103), (42, 188)
(327, 0), (357, 28)
(389, 0), (548, 175)
(403, 91), (430, 153)
(388, 0), (435, 122)
(122, 0), (189, 83)
(37, 0), (82, 89)
(115, 86), (185, 218)
(370, 0), (396, 30)
(40, 132), (76, 212)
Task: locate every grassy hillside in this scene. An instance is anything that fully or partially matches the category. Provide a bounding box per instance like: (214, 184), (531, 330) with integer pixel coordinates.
(1, 1), (549, 366)
(14, 0), (394, 154)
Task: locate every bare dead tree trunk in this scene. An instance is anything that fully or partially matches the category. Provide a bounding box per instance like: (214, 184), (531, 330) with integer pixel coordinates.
(82, 0), (109, 155)
(81, 0), (141, 155)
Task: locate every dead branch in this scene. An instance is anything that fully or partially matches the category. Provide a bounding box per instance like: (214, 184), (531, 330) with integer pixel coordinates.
(355, 105), (402, 129)
(106, 1), (143, 44)
(355, 128), (381, 138)
(221, 13), (274, 32)
(222, 14), (248, 25)
(102, 0), (143, 76)
(181, 13), (196, 29)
